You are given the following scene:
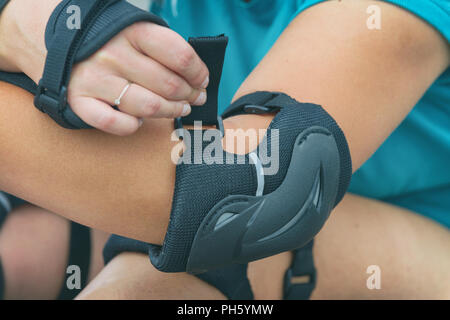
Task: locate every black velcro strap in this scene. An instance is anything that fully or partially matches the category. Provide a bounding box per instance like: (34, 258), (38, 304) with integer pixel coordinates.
(181, 35), (228, 127)
(0, 72), (37, 95)
(222, 91), (288, 119)
(223, 91), (351, 206)
(35, 0), (168, 129)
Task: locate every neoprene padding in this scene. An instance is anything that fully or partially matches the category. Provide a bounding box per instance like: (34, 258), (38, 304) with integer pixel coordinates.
(148, 92), (351, 274)
(221, 91), (352, 206)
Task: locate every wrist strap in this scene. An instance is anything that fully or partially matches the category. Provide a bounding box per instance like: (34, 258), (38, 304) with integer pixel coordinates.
(35, 0), (111, 129)
(35, 0), (168, 129)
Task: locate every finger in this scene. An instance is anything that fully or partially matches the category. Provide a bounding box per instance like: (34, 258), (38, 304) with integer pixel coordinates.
(115, 49), (207, 106)
(129, 23), (209, 89)
(82, 76), (192, 119)
(117, 83), (192, 119)
(70, 96), (141, 136)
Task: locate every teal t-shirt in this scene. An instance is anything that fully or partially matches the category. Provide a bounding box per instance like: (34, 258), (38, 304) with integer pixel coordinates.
(150, 0), (450, 227)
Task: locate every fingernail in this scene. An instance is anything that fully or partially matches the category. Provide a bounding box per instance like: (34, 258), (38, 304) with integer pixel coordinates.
(201, 76), (209, 89)
(138, 119), (144, 127)
(194, 91), (207, 106)
(182, 104), (191, 116)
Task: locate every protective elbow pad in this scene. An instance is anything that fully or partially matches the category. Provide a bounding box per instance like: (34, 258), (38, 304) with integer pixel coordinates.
(149, 91), (352, 274)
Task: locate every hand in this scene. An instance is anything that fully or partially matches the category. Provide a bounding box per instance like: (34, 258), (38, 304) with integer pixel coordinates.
(1, 0), (209, 135)
(69, 22), (209, 135)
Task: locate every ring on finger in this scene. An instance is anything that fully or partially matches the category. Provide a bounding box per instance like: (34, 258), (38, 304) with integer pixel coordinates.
(114, 82), (132, 106)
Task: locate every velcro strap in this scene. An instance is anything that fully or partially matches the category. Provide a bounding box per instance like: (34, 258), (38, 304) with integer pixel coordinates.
(181, 35), (228, 126)
(35, 0), (168, 129)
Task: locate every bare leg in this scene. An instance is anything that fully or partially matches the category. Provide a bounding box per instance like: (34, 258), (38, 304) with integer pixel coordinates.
(0, 204), (109, 299)
(77, 252), (226, 300)
(78, 194), (450, 300)
(311, 194), (450, 299)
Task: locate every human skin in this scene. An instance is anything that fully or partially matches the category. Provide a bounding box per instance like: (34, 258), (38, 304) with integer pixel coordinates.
(0, 0), (448, 299)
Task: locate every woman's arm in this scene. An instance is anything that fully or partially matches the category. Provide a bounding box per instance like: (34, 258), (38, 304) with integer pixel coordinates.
(0, 0), (448, 243)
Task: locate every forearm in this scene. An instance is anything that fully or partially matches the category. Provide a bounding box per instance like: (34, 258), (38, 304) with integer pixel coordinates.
(0, 81), (270, 244)
(0, 0), (59, 81)
(0, 83), (176, 244)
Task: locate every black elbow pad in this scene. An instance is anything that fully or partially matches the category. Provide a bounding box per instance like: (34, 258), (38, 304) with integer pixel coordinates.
(149, 91), (352, 274)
